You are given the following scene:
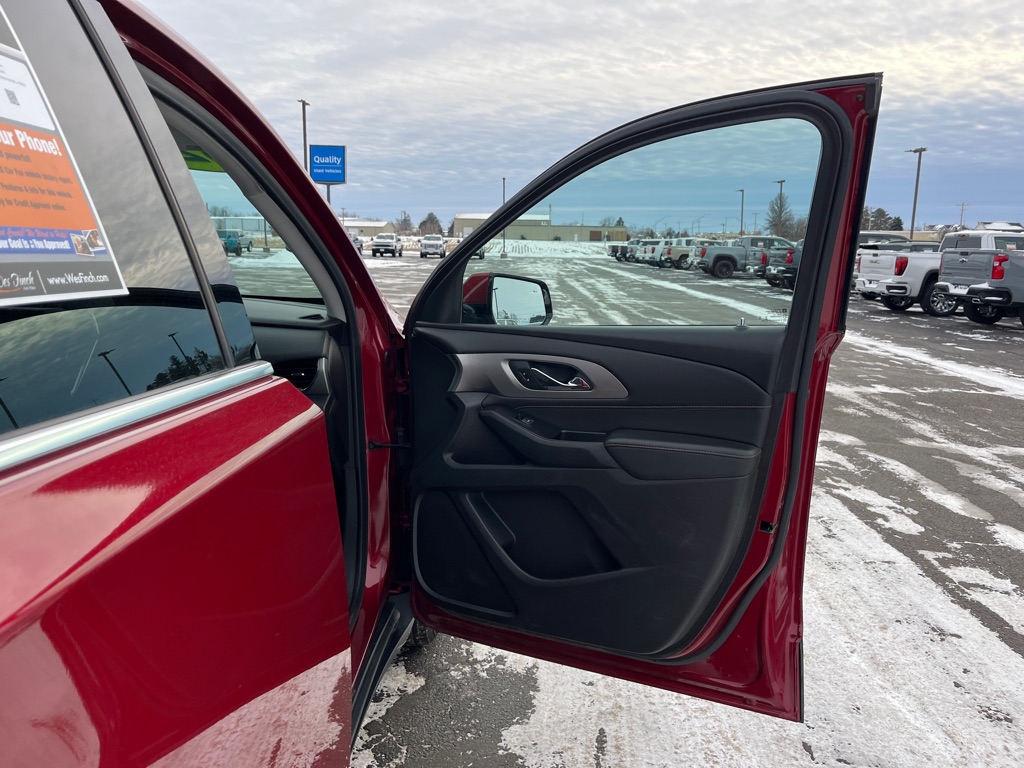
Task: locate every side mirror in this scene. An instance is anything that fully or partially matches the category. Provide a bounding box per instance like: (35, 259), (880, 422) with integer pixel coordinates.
(461, 273), (552, 326)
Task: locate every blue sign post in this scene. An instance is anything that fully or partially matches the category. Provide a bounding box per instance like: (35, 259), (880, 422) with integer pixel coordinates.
(309, 145), (346, 184)
(309, 145), (346, 206)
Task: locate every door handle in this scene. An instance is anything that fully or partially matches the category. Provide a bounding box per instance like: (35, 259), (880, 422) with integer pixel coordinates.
(508, 359), (592, 391)
(530, 367), (591, 390)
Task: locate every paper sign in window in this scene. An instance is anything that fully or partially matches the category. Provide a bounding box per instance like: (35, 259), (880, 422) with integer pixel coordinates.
(0, 18), (127, 307)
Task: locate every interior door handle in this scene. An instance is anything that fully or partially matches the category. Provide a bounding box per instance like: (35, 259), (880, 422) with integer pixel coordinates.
(530, 367), (591, 390)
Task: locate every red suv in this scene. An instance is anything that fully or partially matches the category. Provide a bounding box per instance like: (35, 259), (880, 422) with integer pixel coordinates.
(0, 1), (879, 764)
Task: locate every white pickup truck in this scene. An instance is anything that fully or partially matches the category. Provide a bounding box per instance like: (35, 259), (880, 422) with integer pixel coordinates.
(371, 232), (404, 257)
(853, 241), (955, 316)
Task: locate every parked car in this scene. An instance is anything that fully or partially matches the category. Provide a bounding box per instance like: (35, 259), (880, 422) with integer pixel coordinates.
(419, 234), (447, 258)
(670, 238), (718, 269)
(937, 228), (1024, 253)
(0, 1), (881, 763)
(216, 228), (245, 256)
(853, 241), (956, 315)
(933, 246), (1024, 326)
(371, 232), (404, 257)
(622, 238), (640, 261)
(696, 236), (796, 278)
(634, 238), (663, 264)
(351, 235), (364, 253)
(764, 240), (804, 289)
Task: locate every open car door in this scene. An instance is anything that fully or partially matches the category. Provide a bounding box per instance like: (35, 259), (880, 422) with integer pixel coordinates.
(403, 75), (880, 721)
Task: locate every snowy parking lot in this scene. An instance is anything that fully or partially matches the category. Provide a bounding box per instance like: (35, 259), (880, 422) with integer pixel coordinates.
(344, 242), (1024, 767)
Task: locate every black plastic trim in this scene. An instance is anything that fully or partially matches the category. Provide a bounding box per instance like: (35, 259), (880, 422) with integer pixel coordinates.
(349, 594), (415, 747)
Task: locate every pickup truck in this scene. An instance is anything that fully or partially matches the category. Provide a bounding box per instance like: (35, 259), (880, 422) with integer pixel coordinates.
(371, 232), (404, 257)
(419, 234), (447, 258)
(853, 241), (956, 316)
(607, 242), (629, 260)
(631, 238), (662, 264)
(648, 238), (689, 268)
(934, 248), (1024, 326)
(764, 241), (802, 289)
(937, 228), (1024, 253)
(695, 235), (796, 278)
(216, 229), (251, 256)
(659, 237), (718, 269)
(622, 239), (641, 261)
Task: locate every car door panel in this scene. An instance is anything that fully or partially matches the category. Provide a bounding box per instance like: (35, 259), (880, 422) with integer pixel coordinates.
(410, 326), (780, 658)
(407, 76), (879, 720)
(0, 373), (353, 765)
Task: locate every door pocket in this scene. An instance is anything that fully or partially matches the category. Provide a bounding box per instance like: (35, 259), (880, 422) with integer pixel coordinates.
(605, 430), (760, 481)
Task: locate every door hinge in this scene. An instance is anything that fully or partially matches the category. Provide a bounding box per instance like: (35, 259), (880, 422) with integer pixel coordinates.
(369, 427), (411, 451)
(368, 440), (412, 450)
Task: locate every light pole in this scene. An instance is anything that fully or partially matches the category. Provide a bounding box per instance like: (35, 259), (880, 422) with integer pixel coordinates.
(169, 332), (199, 375)
(736, 188), (745, 235)
(772, 179), (785, 198)
(0, 377), (16, 429)
(501, 176), (507, 258)
(906, 147), (927, 240)
(653, 215), (668, 236)
(97, 349), (131, 396)
(298, 99), (310, 171)
(693, 214), (709, 234)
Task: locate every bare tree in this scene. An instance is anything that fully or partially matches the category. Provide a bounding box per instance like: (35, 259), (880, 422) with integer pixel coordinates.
(765, 193), (795, 238)
(392, 211), (414, 234)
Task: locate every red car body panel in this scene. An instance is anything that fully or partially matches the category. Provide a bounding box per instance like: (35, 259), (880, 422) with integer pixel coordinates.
(104, 0), (405, 679)
(0, 378), (353, 765)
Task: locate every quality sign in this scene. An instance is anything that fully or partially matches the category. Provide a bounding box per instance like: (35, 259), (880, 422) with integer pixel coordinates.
(309, 144), (346, 184)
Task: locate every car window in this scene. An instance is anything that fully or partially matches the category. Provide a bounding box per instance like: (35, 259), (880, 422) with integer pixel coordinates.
(461, 118), (820, 327)
(0, 3), (230, 436)
(940, 235), (982, 250)
(993, 236), (1024, 250)
(176, 141), (322, 302)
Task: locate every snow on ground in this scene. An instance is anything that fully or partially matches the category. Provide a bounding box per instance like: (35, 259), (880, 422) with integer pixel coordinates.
(481, 489), (1024, 767)
(844, 332), (1024, 399)
(351, 666), (426, 768)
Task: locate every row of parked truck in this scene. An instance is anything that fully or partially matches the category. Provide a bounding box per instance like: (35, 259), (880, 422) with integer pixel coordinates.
(609, 228), (1024, 329)
(854, 228), (1024, 328)
(609, 235), (802, 287)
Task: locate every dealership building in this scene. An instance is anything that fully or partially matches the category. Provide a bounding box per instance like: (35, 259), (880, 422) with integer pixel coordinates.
(338, 218), (395, 238)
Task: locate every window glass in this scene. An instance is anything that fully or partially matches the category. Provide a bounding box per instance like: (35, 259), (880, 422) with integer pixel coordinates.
(940, 235), (981, 250)
(462, 118), (822, 326)
(993, 236), (1024, 250)
(170, 127), (323, 302)
(0, 3), (224, 435)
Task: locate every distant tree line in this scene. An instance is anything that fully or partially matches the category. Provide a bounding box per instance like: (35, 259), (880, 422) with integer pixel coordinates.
(861, 206), (904, 231)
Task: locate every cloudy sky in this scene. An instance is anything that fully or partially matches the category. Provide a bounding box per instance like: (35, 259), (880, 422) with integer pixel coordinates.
(135, 0), (1024, 232)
